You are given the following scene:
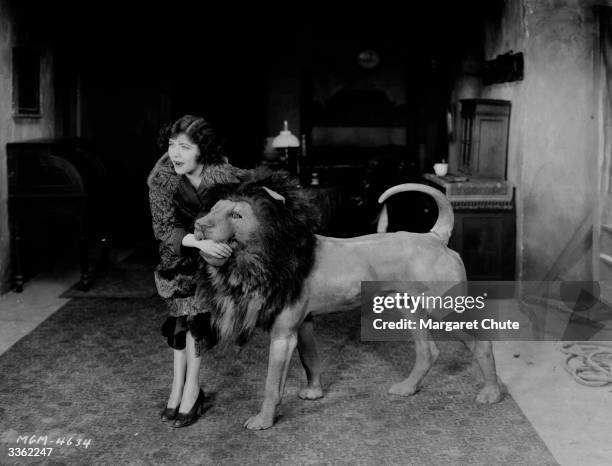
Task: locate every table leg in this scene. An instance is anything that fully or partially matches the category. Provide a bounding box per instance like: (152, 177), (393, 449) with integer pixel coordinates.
(11, 218), (24, 293)
(78, 213), (90, 291)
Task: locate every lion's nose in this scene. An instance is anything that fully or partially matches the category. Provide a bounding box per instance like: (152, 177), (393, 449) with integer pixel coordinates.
(196, 218), (213, 231)
(196, 217), (218, 240)
(196, 215), (210, 226)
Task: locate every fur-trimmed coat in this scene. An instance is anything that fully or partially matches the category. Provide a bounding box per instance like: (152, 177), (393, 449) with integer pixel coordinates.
(147, 153), (245, 300)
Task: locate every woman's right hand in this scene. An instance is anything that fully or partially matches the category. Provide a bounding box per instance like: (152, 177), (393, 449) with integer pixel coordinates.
(182, 234), (232, 264)
(194, 239), (232, 259)
(197, 239), (232, 266)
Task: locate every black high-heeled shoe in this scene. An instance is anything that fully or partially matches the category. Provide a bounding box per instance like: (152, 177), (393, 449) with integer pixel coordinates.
(160, 405), (179, 422)
(172, 389), (205, 428)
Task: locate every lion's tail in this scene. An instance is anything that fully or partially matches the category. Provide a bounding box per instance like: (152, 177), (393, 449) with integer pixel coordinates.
(377, 183), (454, 245)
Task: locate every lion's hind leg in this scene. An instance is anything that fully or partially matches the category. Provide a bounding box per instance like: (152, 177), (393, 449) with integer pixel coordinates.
(389, 326), (440, 396)
(464, 339), (505, 403)
(297, 315), (324, 400)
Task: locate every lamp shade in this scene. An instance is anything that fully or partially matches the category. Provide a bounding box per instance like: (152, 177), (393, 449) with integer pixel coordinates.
(272, 120), (300, 148)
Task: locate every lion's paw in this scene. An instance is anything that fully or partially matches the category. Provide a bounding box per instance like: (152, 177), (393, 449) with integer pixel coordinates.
(243, 412), (274, 430)
(476, 382), (504, 404)
(388, 381), (419, 396)
(298, 385), (324, 400)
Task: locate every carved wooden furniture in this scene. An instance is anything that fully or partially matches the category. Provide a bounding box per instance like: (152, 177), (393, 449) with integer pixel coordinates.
(7, 138), (107, 291)
(451, 209), (515, 280)
(458, 99), (511, 179)
(405, 98), (516, 281)
(423, 174), (516, 280)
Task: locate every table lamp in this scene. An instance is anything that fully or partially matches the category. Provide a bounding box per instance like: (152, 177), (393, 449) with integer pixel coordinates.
(272, 120), (300, 176)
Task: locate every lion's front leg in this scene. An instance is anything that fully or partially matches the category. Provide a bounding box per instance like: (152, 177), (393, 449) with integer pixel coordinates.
(243, 333), (297, 430)
(297, 316), (323, 400)
(244, 309), (301, 430)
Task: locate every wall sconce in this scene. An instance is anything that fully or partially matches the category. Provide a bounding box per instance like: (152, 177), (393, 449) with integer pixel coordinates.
(272, 120), (300, 176)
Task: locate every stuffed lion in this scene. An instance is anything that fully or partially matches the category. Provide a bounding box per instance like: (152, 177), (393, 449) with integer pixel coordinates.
(195, 171), (503, 430)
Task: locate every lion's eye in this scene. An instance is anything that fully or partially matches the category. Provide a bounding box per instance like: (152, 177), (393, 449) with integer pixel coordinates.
(231, 211), (242, 219)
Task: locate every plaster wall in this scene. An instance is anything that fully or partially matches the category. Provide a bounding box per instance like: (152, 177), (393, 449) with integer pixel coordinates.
(451, 0), (597, 281)
(0, 0), (56, 293)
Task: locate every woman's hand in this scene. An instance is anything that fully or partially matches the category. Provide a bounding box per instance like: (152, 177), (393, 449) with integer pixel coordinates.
(195, 239), (232, 259)
(182, 233), (232, 265)
(197, 240), (232, 266)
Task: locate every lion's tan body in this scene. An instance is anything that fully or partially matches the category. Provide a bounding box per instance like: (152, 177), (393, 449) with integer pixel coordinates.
(307, 233), (465, 315)
(196, 181), (503, 430)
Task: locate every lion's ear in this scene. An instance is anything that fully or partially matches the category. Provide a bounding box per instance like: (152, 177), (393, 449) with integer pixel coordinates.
(262, 186), (285, 204)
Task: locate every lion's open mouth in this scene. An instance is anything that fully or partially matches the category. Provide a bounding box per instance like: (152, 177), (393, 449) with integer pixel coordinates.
(228, 235), (239, 249)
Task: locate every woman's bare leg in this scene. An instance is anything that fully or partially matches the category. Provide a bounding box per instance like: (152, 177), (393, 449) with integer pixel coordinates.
(168, 348), (186, 408)
(179, 330), (202, 412)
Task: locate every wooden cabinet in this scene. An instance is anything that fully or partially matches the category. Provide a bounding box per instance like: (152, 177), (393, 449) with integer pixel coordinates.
(459, 99), (511, 179)
(450, 99), (515, 279)
(449, 209), (515, 281)
(422, 174), (516, 280)
(6, 138), (107, 291)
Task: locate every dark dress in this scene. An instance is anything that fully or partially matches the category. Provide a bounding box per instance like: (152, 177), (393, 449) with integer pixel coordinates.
(147, 154), (245, 354)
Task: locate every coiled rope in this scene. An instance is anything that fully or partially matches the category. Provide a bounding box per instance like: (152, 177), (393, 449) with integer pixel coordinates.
(560, 342), (612, 387)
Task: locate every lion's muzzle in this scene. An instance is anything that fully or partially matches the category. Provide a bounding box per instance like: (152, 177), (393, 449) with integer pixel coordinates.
(196, 199), (245, 243)
(194, 216), (210, 241)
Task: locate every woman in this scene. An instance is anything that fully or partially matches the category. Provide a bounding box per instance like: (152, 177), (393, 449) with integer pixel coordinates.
(147, 115), (244, 428)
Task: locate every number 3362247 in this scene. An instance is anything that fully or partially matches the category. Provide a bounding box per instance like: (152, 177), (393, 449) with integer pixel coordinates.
(8, 447), (53, 456)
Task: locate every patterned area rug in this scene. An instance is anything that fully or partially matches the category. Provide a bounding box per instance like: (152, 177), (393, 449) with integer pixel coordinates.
(0, 297), (557, 465)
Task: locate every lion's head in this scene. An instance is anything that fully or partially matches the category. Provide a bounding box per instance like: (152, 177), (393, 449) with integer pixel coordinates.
(194, 170), (320, 345)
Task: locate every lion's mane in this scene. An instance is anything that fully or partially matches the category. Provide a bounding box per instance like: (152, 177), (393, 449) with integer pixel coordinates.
(196, 170), (320, 345)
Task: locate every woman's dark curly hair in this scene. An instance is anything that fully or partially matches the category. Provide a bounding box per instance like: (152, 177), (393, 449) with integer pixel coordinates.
(158, 115), (226, 165)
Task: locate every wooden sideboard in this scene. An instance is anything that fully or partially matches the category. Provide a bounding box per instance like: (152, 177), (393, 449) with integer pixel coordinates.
(425, 175), (516, 280)
(449, 208), (516, 281)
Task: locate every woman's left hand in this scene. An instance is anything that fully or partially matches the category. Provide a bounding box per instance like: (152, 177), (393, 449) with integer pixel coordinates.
(195, 239), (232, 266)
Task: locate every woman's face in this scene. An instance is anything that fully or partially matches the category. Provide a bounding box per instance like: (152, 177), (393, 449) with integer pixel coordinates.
(168, 133), (202, 176)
